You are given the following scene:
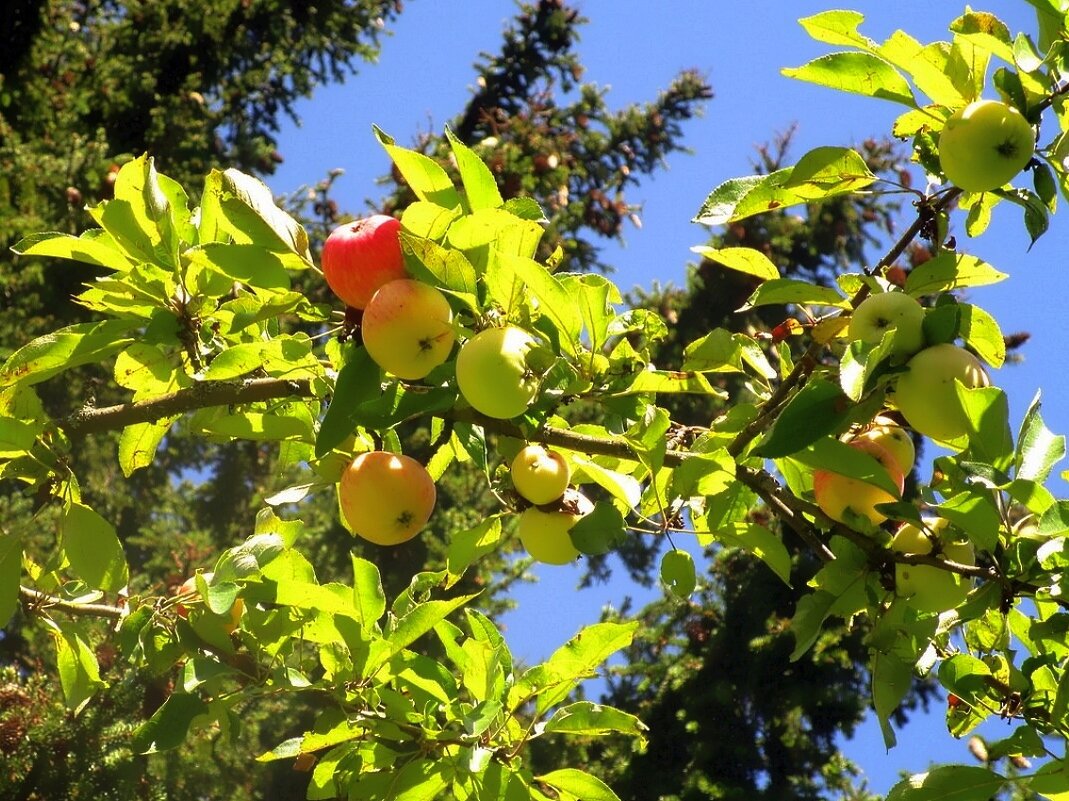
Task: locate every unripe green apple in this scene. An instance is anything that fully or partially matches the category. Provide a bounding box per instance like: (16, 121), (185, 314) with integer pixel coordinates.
(893, 344), (990, 442)
(456, 326), (539, 419)
(511, 444), (570, 505)
(847, 414), (915, 476)
(813, 439), (904, 528)
(892, 520), (975, 613)
(338, 451), (436, 546)
(938, 99), (1034, 192)
(322, 215), (407, 309)
(361, 279), (455, 379)
(848, 291), (925, 359)
(516, 490), (593, 565)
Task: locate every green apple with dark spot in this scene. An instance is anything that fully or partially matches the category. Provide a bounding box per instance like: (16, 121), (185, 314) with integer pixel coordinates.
(939, 99), (1034, 193)
(848, 291), (925, 359)
(848, 414), (915, 476)
(456, 325), (540, 419)
(516, 490), (593, 565)
(893, 344), (990, 442)
(361, 279), (455, 379)
(511, 444), (570, 505)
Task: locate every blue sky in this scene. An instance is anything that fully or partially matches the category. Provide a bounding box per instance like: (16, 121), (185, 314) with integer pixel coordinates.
(267, 2), (1068, 794)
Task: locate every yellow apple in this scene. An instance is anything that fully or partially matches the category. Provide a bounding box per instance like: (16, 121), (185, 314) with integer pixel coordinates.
(848, 291), (925, 359)
(813, 439), (904, 528)
(847, 414), (915, 476)
(456, 326), (539, 419)
(361, 279), (455, 379)
(511, 444), (570, 505)
(891, 519), (975, 613)
(893, 344), (990, 443)
(338, 451), (436, 546)
(939, 99), (1035, 193)
(516, 490), (593, 565)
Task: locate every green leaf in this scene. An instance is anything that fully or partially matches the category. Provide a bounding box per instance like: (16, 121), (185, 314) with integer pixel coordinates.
(0, 416), (38, 456)
(399, 231), (478, 298)
(201, 343), (267, 381)
(215, 169), (312, 263)
(118, 417), (177, 477)
(670, 449), (736, 500)
(375, 125), (462, 210)
(958, 304), (1005, 368)
(315, 346), (382, 458)
(957, 384), (1013, 472)
(1017, 392), (1066, 483)
(495, 251), (582, 352)
(352, 382), (458, 431)
(797, 10), (875, 49)
(131, 692), (209, 753)
(996, 187), (1050, 247)
(351, 556), (386, 628)
(543, 701), (648, 741)
(693, 153), (875, 227)
(185, 243), (292, 291)
(904, 252), (1008, 295)
(878, 32), (968, 108)
(55, 626), (106, 712)
(400, 200), (460, 240)
(886, 766), (1005, 801)
(1030, 760), (1069, 801)
(569, 501), (629, 556)
(446, 127), (504, 211)
(755, 378), (851, 458)
(739, 278), (849, 311)
(376, 594), (479, 669)
(199, 411), (312, 442)
(0, 534), (21, 627)
(536, 769), (620, 801)
(61, 502), (128, 592)
(446, 517), (505, 586)
(614, 369), (724, 398)
(872, 652), (913, 748)
(13, 230), (134, 271)
(714, 522), (792, 586)
(0, 319), (140, 389)
(519, 621), (637, 715)
(689, 245), (779, 281)
(792, 437), (902, 496)
(782, 52), (916, 106)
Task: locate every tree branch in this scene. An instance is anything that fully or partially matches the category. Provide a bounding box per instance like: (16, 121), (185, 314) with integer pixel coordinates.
(60, 377), (316, 437)
(20, 586), (126, 620)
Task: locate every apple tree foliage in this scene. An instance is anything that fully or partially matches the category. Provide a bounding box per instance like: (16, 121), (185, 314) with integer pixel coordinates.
(8, 4), (1069, 801)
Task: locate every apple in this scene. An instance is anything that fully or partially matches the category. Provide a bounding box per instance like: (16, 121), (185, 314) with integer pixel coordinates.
(321, 215), (407, 309)
(893, 344), (990, 442)
(338, 451), (436, 546)
(891, 520), (975, 613)
(846, 414), (915, 476)
(813, 439), (904, 528)
(176, 572), (244, 632)
(511, 444), (570, 505)
(847, 291), (925, 359)
(516, 490), (594, 565)
(361, 279), (455, 379)
(938, 99), (1034, 193)
(456, 326), (539, 419)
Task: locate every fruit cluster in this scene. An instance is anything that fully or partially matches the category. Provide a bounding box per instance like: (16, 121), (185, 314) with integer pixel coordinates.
(323, 215), (592, 560)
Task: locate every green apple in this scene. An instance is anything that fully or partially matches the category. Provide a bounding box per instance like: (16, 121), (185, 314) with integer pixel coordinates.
(361, 279), (455, 379)
(847, 414), (915, 476)
(516, 490), (593, 565)
(848, 291), (925, 359)
(893, 344), (990, 442)
(892, 519), (975, 613)
(813, 438), (904, 528)
(338, 451), (436, 546)
(456, 326), (539, 419)
(511, 444), (570, 505)
(939, 99), (1034, 193)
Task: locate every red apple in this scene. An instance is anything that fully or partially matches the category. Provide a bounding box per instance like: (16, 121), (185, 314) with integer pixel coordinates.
(321, 215), (407, 309)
